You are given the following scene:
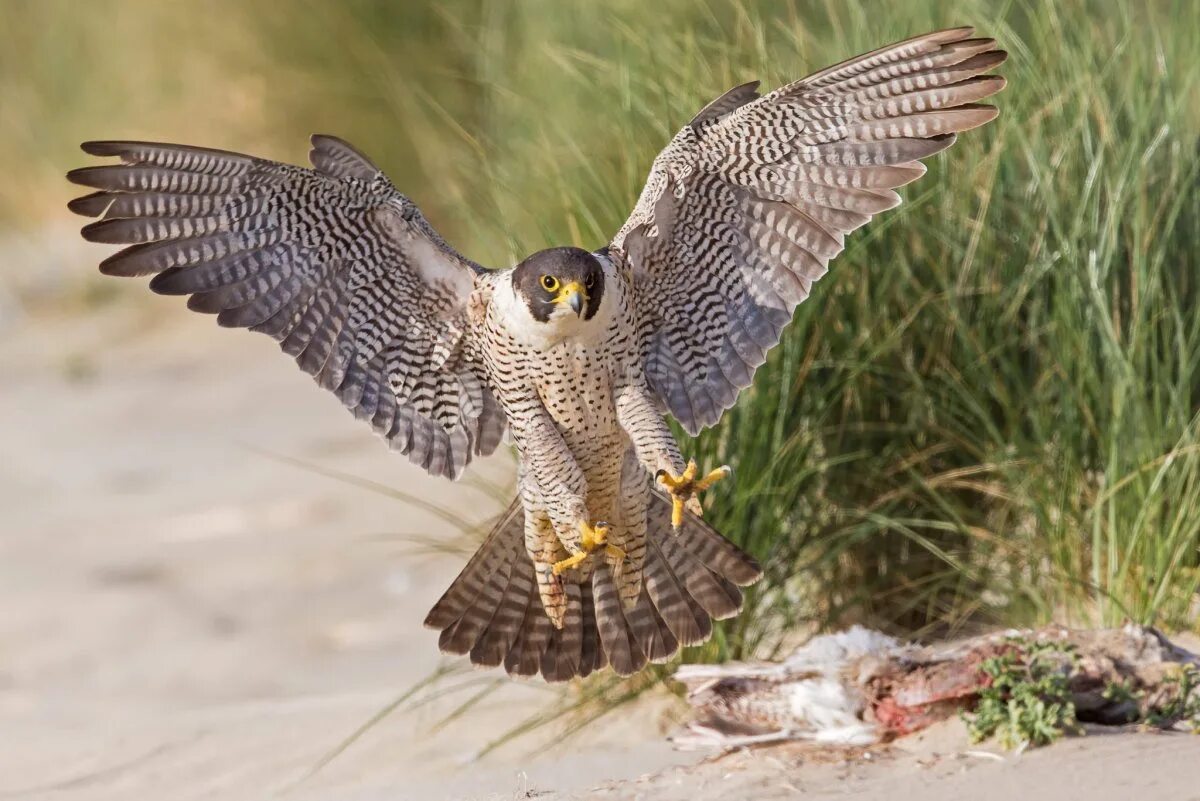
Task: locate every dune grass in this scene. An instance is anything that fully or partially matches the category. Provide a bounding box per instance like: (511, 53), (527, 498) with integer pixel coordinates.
(675, 0), (1200, 656)
(5, 0), (1199, 752)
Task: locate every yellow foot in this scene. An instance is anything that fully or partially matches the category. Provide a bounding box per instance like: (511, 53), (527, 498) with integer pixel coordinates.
(581, 520), (609, 551)
(551, 551), (587, 576)
(656, 459), (731, 530)
(551, 520), (611, 576)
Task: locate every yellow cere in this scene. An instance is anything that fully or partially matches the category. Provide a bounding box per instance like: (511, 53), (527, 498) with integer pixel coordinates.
(554, 281), (586, 305)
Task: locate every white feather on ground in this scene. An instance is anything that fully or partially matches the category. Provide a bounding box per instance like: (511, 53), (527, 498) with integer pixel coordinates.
(673, 626), (901, 748)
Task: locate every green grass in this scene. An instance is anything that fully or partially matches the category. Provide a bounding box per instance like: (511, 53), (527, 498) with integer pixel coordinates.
(5, 0), (1199, 753)
(673, 0), (1200, 659)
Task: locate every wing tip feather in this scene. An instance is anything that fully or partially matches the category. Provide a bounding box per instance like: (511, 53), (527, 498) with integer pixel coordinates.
(931, 25), (976, 41)
(79, 219), (119, 244)
(80, 140), (124, 157)
(986, 74), (1009, 95)
(308, 133), (380, 179)
(67, 191), (109, 217)
(97, 245), (155, 277)
(948, 103), (1000, 131)
(65, 166), (101, 187)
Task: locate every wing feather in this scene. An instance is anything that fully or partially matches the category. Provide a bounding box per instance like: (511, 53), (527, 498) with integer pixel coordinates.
(70, 137), (506, 478)
(613, 28), (1005, 433)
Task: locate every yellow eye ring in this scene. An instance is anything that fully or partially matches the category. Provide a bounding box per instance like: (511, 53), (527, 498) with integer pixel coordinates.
(540, 275), (560, 292)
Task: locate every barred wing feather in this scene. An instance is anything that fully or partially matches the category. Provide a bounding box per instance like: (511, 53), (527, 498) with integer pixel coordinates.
(68, 136), (505, 478)
(614, 27), (1006, 434)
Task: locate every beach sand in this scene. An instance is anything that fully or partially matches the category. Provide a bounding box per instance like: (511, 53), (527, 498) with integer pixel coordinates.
(0, 279), (689, 801)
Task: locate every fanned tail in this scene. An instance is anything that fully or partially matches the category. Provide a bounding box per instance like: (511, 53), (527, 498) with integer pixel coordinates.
(594, 489), (761, 676)
(424, 490), (762, 681)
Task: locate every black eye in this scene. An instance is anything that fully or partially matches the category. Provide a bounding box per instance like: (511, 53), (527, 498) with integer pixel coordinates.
(540, 275), (559, 292)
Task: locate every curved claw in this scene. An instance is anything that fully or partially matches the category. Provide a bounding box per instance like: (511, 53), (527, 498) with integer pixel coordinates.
(552, 520), (612, 576)
(656, 460), (731, 530)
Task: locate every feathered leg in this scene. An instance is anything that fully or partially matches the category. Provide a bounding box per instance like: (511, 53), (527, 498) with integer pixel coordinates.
(614, 382), (729, 530)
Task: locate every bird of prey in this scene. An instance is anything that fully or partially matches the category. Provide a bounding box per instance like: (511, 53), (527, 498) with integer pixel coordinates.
(69, 27), (1006, 682)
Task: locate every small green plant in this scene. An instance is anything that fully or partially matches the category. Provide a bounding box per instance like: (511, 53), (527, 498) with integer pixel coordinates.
(1145, 665), (1200, 732)
(964, 638), (1082, 749)
(1098, 678), (1144, 724)
(1101, 679), (1139, 707)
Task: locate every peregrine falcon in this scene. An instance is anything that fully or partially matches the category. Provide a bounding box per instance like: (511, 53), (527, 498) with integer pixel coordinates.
(68, 28), (1006, 681)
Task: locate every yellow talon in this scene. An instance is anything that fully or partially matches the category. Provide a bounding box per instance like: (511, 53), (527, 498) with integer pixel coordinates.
(657, 460), (731, 530)
(581, 520), (609, 550)
(552, 551), (587, 576)
(551, 520), (611, 575)
(695, 465), (732, 491)
(658, 460), (698, 491)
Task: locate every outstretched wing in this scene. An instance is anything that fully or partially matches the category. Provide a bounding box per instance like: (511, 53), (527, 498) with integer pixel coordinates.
(68, 136), (505, 478)
(613, 27), (1006, 434)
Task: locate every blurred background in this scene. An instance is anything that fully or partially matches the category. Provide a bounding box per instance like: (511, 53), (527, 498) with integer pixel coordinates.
(2, 0), (1198, 799)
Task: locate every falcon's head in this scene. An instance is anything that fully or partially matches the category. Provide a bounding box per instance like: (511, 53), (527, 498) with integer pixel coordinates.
(510, 246), (608, 336)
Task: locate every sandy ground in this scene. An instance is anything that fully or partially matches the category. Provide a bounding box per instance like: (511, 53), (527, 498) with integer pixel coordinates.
(3, 231), (1199, 800)
(570, 720), (1200, 801)
(0, 269), (691, 801)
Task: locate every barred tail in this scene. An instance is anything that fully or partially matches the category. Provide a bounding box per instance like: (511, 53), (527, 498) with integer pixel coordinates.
(423, 492), (762, 682)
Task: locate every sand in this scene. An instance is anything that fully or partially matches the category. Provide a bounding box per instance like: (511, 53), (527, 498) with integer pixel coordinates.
(563, 720), (1200, 801)
(3, 232), (1198, 799)
(0, 278), (689, 801)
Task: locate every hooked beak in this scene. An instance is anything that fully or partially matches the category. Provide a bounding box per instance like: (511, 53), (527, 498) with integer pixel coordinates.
(555, 281), (587, 316)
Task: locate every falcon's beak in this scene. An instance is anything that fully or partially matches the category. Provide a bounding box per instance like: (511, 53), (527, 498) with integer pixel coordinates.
(555, 281), (587, 316)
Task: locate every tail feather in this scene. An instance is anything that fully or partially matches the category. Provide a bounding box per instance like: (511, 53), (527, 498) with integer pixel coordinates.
(504, 587), (552, 677)
(622, 548), (681, 663)
(593, 562), (648, 676)
(540, 581), (583, 681)
(424, 501), (523, 629)
(578, 582), (606, 677)
(633, 592), (680, 663)
(469, 548), (537, 667)
(673, 509), (763, 585)
(425, 486), (763, 681)
(658, 533), (745, 620)
(644, 537), (711, 646)
(437, 529), (521, 654)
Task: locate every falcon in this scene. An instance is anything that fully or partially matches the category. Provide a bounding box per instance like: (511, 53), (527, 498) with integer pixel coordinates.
(68, 28), (1006, 682)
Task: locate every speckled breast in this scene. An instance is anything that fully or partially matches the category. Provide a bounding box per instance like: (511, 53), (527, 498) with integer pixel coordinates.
(535, 340), (628, 520)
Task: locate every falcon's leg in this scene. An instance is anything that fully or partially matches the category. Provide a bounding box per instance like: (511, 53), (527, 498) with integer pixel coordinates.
(615, 382), (730, 530)
(524, 500), (569, 629)
(510, 401), (615, 572)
